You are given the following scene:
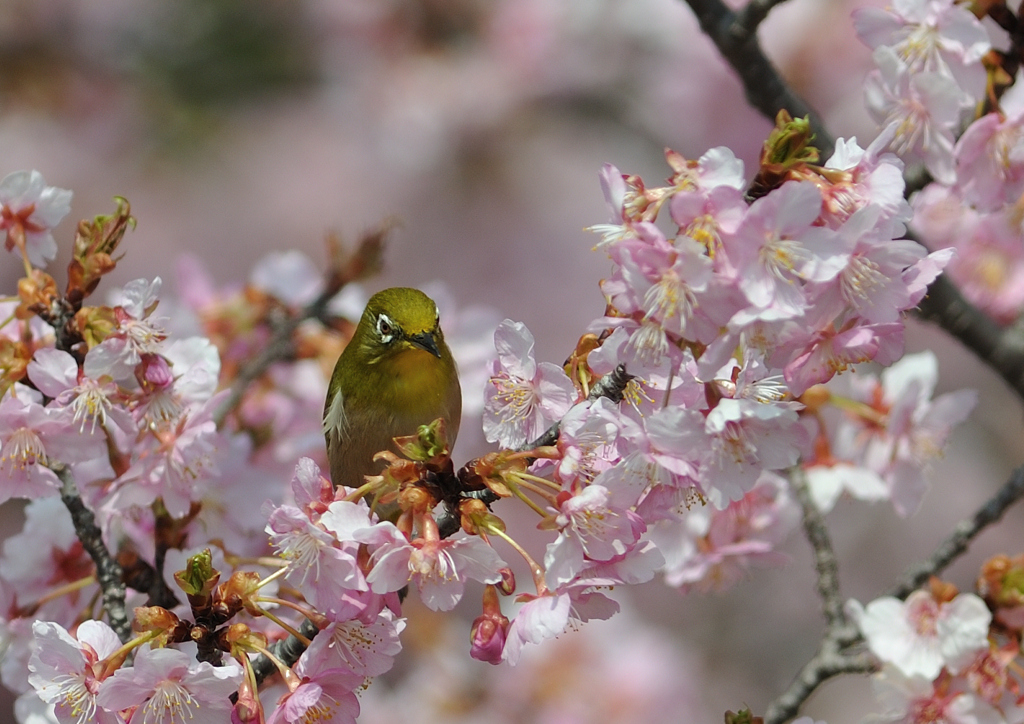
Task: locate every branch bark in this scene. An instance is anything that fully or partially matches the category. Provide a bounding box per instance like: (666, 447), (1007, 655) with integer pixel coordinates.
(681, 0), (836, 159)
(53, 463), (132, 642)
(888, 463), (1024, 600)
(914, 273), (1024, 401)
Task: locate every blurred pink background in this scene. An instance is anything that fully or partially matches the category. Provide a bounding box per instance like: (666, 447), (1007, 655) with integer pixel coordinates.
(2, 0), (1022, 722)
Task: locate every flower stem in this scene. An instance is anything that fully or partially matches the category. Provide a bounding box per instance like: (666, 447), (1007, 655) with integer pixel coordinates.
(490, 527), (547, 594)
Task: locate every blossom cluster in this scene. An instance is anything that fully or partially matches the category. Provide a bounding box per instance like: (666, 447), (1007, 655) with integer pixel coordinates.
(849, 563), (1024, 724)
(0, 176), (423, 722)
(856, 0), (1024, 325)
(0, 3), (1007, 711)
(469, 108), (982, 666)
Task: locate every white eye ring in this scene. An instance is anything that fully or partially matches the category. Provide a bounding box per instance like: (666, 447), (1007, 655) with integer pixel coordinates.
(376, 314), (395, 342)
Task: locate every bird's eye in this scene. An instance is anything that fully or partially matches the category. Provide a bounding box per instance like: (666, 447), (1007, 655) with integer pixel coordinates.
(376, 314), (395, 342)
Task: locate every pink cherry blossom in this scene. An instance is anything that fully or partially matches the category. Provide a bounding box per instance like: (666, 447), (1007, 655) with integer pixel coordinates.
(501, 577), (620, 666)
(27, 620), (123, 724)
(688, 397), (806, 507)
(853, 0), (989, 82)
(105, 394), (227, 518)
(601, 224), (713, 343)
(838, 351), (977, 516)
(585, 163), (637, 252)
(0, 498), (97, 623)
(483, 319), (576, 449)
(724, 180), (846, 320)
(353, 519), (507, 611)
(807, 205), (927, 325)
(954, 111), (1024, 213)
(543, 484), (646, 587)
(649, 472), (799, 592)
(848, 590), (992, 679)
(265, 504), (366, 614)
(593, 406), (702, 506)
(95, 646), (242, 722)
(781, 320), (906, 397)
(299, 609), (405, 678)
(0, 170), (72, 268)
(268, 658), (361, 724)
(0, 396), (107, 504)
(805, 461), (889, 513)
(84, 278), (168, 383)
(821, 131), (912, 228)
(552, 398), (623, 488)
(864, 47), (962, 185)
(868, 665), (1003, 724)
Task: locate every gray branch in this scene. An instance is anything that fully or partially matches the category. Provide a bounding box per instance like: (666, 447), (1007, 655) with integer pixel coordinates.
(53, 463), (131, 642)
(212, 287), (340, 428)
(888, 463), (1024, 600)
(790, 469), (844, 628)
(680, 0), (835, 159)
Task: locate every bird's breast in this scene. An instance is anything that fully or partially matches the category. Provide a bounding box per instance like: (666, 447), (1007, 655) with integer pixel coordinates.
(383, 347), (458, 419)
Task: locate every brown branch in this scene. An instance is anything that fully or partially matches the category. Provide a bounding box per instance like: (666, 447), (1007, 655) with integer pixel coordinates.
(888, 463), (1024, 600)
(212, 225), (389, 428)
(680, 0), (835, 160)
(52, 463), (132, 642)
(212, 285), (341, 428)
(913, 272), (1024, 401)
(761, 472), (865, 724)
(763, 645), (875, 724)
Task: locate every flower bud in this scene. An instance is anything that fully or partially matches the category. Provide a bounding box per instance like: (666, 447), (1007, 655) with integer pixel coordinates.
(398, 484), (432, 513)
(469, 585), (510, 665)
(137, 353), (174, 389)
(497, 567), (516, 596)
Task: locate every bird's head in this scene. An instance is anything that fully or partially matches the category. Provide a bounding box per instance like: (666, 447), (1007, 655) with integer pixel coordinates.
(354, 287), (446, 364)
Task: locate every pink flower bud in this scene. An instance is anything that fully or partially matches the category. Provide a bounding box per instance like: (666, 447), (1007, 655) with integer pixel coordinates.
(470, 611), (509, 665)
(138, 353), (174, 388)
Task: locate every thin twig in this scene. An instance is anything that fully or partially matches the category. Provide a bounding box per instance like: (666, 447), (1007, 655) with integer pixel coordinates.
(680, 0), (836, 159)
(212, 224), (389, 428)
(765, 463), (1024, 722)
(762, 471), (863, 724)
(212, 288), (339, 428)
(888, 463), (1024, 600)
(763, 645), (875, 724)
(790, 468), (844, 628)
(53, 463), (132, 642)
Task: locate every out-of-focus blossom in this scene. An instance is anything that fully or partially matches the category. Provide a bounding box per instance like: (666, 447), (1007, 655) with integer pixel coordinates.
(867, 665), (1003, 724)
(0, 171), (72, 268)
(864, 47), (962, 184)
(649, 472), (800, 593)
(848, 590), (992, 679)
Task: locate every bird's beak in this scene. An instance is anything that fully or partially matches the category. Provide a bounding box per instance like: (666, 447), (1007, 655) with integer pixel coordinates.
(409, 331), (442, 358)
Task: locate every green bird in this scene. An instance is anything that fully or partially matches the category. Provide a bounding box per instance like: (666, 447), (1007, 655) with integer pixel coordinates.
(323, 287), (462, 491)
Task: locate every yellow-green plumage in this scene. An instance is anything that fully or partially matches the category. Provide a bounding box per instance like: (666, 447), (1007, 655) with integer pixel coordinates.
(324, 287), (462, 490)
